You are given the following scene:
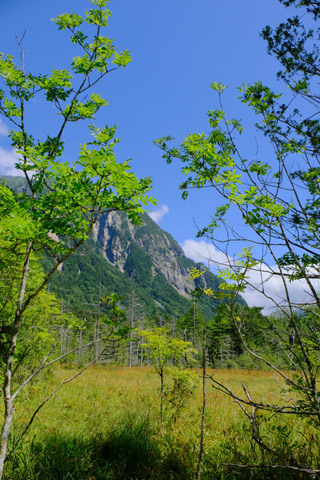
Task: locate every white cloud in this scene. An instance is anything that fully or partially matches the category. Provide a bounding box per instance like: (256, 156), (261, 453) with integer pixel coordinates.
(180, 238), (230, 267)
(241, 264), (320, 313)
(180, 238), (320, 313)
(0, 147), (24, 176)
(148, 204), (169, 224)
(0, 119), (8, 136)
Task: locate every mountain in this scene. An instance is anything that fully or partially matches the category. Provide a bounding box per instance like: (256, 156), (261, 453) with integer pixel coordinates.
(43, 211), (246, 319)
(1, 175), (246, 319)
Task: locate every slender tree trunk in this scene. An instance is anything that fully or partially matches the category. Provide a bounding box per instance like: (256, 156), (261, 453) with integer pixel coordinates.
(94, 311), (100, 364)
(160, 369), (164, 427)
(94, 283), (101, 364)
(183, 329), (189, 367)
(193, 301), (196, 349)
(0, 399), (14, 478)
(78, 328), (83, 362)
(196, 325), (207, 480)
(115, 339), (119, 364)
(139, 316), (144, 367)
(129, 329), (133, 367)
(60, 298), (64, 354)
(0, 243), (32, 479)
(60, 328), (64, 354)
(65, 329), (69, 354)
(128, 296), (135, 367)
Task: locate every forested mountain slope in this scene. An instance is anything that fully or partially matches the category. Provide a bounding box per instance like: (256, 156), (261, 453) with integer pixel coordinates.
(1, 175), (245, 318)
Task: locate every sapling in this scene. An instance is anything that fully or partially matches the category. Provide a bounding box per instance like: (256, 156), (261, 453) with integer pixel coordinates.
(138, 327), (196, 425)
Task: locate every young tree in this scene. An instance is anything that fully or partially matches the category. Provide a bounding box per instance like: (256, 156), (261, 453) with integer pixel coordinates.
(138, 327), (196, 425)
(157, 0), (320, 474)
(0, 1), (155, 476)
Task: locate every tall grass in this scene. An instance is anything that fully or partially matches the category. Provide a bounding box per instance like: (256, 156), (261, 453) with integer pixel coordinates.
(2, 366), (319, 479)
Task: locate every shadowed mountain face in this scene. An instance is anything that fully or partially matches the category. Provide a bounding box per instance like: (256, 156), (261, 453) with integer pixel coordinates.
(1, 175), (246, 319)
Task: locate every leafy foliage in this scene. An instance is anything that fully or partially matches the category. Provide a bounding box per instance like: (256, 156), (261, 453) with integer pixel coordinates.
(157, 0), (320, 474)
(0, 1), (155, 476)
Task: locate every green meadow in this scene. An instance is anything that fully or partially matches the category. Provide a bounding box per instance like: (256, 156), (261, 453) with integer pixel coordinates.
(3, 366), (318, 480)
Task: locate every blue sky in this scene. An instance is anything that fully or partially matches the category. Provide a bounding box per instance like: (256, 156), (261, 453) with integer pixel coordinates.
(2, 0), (312, 308)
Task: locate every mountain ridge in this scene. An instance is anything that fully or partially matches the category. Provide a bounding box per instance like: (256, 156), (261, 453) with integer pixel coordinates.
(1, 175), (246, 319)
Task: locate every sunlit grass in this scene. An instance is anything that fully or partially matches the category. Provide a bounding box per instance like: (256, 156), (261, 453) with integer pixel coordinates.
(2, 366), (319, 479)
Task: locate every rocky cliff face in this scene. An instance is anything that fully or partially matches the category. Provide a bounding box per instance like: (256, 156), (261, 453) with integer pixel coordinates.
(93, 211), (196, 298)
(2, 175), (245, 318)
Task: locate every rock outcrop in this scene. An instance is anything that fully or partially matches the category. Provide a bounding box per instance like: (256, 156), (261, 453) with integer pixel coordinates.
(95, 211), (195, 297)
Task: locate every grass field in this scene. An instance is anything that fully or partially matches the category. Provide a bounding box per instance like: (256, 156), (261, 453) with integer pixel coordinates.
(2, 366), (319, 479)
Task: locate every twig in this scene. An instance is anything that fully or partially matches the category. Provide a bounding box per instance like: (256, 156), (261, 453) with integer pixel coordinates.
(221, 463), (320, 475)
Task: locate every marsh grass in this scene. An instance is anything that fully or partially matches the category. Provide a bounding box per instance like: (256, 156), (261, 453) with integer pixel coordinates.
(2, 366), (319, 479)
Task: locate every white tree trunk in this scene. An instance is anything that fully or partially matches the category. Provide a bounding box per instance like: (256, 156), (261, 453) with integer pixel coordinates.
(0, 243), (32, 479)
